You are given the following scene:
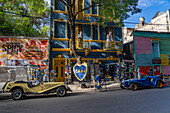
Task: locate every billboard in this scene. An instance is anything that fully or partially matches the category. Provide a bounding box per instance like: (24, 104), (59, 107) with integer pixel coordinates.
(0, 37), (48, 60)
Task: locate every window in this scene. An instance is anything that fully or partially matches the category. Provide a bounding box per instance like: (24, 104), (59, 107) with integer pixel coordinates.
(93, 25), (98, 40)
(54, 21), (66, 38)
(100, 26), (106, 40)
(84, 0), (91, 14)
(83, 24), (91, 40)
(106, 26), (114, 40)
(54, 0), (65, 11)
(152, 42), (160, 59)
(92, 1), (97, 15)
(84, 0), (98, 15)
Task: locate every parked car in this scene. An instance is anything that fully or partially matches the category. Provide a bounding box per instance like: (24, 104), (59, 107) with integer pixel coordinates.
(120, 76), (166, 91)
(3, 81), (71, 100)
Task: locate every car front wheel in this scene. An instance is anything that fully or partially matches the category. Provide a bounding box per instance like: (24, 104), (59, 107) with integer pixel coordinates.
(156, 81), (163, 88)
(56, 87), (66, 97)
(130, 83), (137, 91)
(12, 89), (23, 100)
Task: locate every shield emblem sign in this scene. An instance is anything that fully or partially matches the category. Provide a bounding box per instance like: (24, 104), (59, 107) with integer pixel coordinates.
(73, 62), (88, 81)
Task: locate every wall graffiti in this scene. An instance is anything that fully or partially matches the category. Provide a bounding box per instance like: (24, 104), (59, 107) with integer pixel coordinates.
(0, 38), (48, 60)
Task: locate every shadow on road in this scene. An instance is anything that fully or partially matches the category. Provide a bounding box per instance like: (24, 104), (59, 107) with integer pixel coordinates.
(19, 92), (90, 100)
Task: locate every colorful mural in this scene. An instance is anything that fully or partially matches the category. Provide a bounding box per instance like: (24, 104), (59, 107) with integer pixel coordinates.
(0, 38), (48, 60)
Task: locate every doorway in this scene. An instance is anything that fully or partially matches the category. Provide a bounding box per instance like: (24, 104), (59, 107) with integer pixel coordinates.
(53, 55), (67, 82)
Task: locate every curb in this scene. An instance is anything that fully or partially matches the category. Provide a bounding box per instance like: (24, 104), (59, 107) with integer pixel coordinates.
(0, 93), (11, 100)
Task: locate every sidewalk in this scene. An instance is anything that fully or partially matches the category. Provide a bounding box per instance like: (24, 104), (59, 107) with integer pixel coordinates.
(68, 81), (120, 92)
(0, 81), (120, 100)
(0, 82), (11, 100)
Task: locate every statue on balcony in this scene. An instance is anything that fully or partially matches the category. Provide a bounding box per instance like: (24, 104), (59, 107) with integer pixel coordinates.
(78, 31), (83, 48)
(106, 31), (113, 49)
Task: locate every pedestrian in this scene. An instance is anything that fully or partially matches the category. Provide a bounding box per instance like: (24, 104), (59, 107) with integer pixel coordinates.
(94, 75), (101, 90)
(148, 67), (153, 76)
(160, 73), (163, 80)
(43, 70), (49, 82)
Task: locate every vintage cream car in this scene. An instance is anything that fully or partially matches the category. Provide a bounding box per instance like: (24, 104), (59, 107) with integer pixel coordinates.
(3, 81), (71, 100)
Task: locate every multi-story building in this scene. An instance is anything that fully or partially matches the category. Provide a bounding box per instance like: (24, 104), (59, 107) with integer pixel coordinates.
(50, 0), (123, 82)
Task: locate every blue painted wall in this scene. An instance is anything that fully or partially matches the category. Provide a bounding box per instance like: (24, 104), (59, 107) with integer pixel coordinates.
(50, 0), (123, 70)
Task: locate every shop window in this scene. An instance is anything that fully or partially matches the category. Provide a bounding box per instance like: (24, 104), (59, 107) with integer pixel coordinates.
(54, 21), (66, 38)
(54, 0), (65, 11)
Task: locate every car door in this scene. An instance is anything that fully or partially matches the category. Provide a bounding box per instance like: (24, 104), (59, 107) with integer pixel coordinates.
(145, 77), (154, 86)
(29, 83), (44, 93)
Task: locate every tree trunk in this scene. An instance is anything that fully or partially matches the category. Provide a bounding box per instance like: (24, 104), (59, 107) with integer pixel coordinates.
(70, 23), (82, 64)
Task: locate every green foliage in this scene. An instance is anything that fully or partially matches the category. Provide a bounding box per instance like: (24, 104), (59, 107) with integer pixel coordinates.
(0, 0), (50, 37)
(93, 0), (141, 26)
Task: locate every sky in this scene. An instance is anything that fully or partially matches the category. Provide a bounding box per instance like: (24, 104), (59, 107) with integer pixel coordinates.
(124, 0), (170, 28)
(45, 0), (170, 28)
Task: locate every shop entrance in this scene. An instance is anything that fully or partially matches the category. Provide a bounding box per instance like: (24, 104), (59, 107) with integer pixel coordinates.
(53, 55), (67, 82)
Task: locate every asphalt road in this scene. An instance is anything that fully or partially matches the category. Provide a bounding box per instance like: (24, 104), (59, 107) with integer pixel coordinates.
(0, 86), (170, 113)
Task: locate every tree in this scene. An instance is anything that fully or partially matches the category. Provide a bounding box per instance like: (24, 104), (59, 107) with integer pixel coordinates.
(58, 0), (141, 64)
(0, 0), (50, 37)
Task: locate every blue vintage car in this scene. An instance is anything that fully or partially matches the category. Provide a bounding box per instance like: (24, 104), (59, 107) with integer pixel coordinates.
(120, 76), (166, 91)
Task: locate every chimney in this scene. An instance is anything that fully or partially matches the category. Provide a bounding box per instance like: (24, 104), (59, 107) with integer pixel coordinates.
(135, 17), (145, 29)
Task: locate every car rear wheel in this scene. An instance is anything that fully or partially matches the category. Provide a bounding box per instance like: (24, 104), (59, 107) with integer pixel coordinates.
(12, 89), (23, 100)
(130, 83), (137, 91)
(156, 81), (163, 88)
(56, 87), (66, 97)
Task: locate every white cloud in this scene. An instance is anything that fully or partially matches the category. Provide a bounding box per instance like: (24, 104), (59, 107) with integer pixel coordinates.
(159, 1), (167, 4)
(138, 0), (167, 8)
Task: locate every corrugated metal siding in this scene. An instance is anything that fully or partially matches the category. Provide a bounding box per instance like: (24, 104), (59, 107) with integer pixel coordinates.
(159, 39), (170, 54)
(162, 66), (170, 75)
(135, 36), (152, 54)
(136, 54), (152, 66)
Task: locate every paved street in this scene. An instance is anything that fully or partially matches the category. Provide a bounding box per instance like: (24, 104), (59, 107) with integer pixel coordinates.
(0, 85), (170, 113)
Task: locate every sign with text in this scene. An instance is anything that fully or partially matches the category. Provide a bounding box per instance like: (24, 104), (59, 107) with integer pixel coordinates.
(73, 62), (88, 81)
(0, 38), (48, 60)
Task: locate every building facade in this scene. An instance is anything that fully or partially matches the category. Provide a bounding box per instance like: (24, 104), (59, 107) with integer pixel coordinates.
(122, 9), (170, 76)
(50, 0), (123, 82)
(134, 31), (170, 76)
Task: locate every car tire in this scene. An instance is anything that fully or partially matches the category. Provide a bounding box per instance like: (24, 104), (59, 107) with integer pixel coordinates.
(120, 83), (125, 89)
(12, 89), (23, 100)
(56, 87), (66, 97)
(130, 83), (137, 91)
(156, 81), (163, 88)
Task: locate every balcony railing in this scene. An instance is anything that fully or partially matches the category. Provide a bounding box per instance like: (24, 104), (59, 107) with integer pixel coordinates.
(70, 39), (122, 50)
